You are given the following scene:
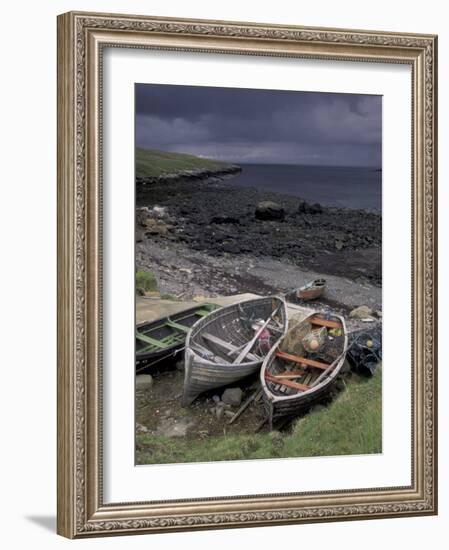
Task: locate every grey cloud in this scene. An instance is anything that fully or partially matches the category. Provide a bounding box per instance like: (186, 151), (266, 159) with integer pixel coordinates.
(135, 83), (382, 167)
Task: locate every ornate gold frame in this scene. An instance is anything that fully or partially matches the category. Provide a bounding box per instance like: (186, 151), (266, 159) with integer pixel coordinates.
(57, 11), (438, 538)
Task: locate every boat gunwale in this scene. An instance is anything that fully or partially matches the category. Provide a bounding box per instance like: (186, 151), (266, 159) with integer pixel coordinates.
(136, 302), (219, 331)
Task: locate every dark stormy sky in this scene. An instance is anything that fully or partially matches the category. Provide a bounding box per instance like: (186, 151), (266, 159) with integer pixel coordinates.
(135, 84), (382, 167)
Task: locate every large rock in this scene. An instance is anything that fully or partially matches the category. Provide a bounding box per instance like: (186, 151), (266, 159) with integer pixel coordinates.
(210, 215), (240, 224)
(221, 241), (241, 254)
(145, 221), (173, 236)
(297, 200), (323, 215)
(255, 201), (285, 221)
(156, 417), (194, 438)
(221, 387), (243, 407)
(349, 305), (373, 319)
(136, 374), (153, 390)
(136, 423), (149, 433)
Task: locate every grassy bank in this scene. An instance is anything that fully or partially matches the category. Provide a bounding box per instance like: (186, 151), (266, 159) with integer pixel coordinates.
(136, 367), (382, 464)
(136, 269), (158, 293)
(136, 148), (237, 179)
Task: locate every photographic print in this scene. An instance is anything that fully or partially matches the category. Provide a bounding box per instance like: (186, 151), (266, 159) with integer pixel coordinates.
(57, 12), (437, 537)
(135, 84), (383, 465)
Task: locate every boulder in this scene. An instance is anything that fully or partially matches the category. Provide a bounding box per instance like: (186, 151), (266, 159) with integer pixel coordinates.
(298, 200), (323, 215)
(136, 423), (149, 433)
(175, 360), (184, 372)
(215, 404), (224, 420)
(136, 374), (153, 390)
(221, 387), (243, 407)
(221, 242), (241, 254)
(136, 207), (150, 227)
(340, 359), (351, 375)
(145, 221), (171, 236)
(156, 417), (194, 438)
(255, 201), (285, 221)
(349, 305), (373, 319)
(210, 215), (240, 224)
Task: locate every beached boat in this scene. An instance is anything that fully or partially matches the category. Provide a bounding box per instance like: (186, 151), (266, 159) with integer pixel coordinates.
(182, 296), (288, 405)
(286, 278), (326, 302)
(136, 303), (220, 372)
(260, 311), (348, 428)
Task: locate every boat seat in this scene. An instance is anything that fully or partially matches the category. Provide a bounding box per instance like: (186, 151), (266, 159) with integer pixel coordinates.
(276, 350), (329, 370)
(195, 309), (213, 317)
(310, 317), (342, 329)
(265, 372), (309, 392)
(190, 343), (226, 364)
(166, 319), (190, 333)
(270, 369), (306, 379)
(202, 332), (259, 362)
(135, 332), (167, 348)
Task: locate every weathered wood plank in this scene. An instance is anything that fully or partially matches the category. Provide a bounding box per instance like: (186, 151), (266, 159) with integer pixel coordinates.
(135, 332), (167, 348)
(310, 317), (342, 329)
(228, 390), (262, 424)
(271, 370), (306, 379)
(276, 350), (329, 370)
(202, 332), (258, 362)
(265, 373), (309, 391)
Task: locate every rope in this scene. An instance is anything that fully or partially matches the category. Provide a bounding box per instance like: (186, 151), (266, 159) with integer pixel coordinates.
(136, 346), (185, 373)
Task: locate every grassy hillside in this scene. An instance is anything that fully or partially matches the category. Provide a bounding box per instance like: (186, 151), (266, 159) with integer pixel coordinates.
(136, 367), (382, 464)
(136, 148), (236, 179)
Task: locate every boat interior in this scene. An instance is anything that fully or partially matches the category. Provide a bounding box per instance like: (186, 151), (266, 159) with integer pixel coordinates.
(136, 305), (217, 356)
(190, 300), (285, 365)
(265, 314), (345, 397)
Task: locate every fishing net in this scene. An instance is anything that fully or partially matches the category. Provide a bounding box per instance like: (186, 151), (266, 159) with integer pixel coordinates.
(302, 327), (327, 353)
(347, 330), (382, 377)
(279, 316), (312, 356)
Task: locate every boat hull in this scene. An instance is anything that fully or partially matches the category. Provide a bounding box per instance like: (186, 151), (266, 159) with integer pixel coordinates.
(182, 348), (262, 405)
(298, 286), (325, 301)
(261, 313), (347, 427)
(263, 374), (340, 423)
(183, 296), (288, 405)
(286, 279), (326, 303)
(136, 304), (219, 372)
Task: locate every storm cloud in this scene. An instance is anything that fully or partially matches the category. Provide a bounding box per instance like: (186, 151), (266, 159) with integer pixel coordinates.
(135, 84), (382, 167)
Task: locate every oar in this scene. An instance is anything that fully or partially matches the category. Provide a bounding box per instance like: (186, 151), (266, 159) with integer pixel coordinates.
(232, 304), (282, 364)
(309, 340), (353, 388)
(228, 389), (262, 425)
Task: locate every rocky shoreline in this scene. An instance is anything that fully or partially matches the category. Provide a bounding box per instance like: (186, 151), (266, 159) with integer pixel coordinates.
(136, 164), (241, 186)
(136, 173), (382, 287)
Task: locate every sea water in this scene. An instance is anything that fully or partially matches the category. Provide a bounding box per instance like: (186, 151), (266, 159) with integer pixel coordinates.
(230, 164), (382, 212)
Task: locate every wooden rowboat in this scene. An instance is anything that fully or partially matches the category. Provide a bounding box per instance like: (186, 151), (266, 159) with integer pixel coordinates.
(136, 303), (220, 372)
(260, 312), (348, 429)
(286, 278), (326, 302)
(182, 296), (288, 405)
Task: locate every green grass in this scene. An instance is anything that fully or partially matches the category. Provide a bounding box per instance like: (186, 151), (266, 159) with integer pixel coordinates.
(160, 293), (179, 301)
(136, 269), (158, 293)
(136, 148), (235, 178)
(136, 368), (382, 464)
(282, 369), (382, 457)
